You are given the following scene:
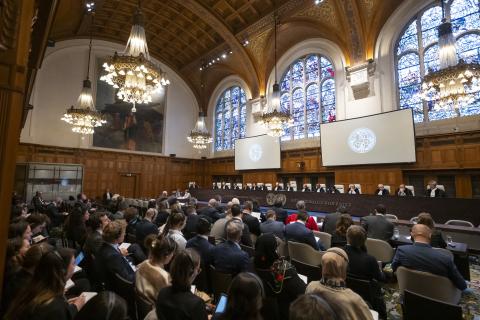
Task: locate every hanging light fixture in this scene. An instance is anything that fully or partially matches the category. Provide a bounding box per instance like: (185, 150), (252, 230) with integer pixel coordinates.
(420, 0), (480, 111)
(260, 6), (293, 137)
(100, 0), (169, 112)
(61, 10), (106, 135)
(188, 70), (213, 149)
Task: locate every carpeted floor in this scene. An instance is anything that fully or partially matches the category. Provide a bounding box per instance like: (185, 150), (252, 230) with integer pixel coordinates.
(384, 256), (480, 320)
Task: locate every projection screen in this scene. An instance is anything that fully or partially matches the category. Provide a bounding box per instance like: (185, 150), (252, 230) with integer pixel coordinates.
(320, 109), (416, 166)
(235, 135), (281, 170)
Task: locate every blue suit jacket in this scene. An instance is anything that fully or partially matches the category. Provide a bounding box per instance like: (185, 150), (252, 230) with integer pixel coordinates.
(186, 235), (214, 267)
(285, 222), (319, 250)
(392, 242), (466, 290)
(260, 220), (285, 240)
(210, 240), (251, 275)
(96, 242), (135, 288)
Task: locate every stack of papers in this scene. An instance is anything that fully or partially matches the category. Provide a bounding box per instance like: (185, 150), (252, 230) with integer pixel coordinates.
(298, 274), (308, 284)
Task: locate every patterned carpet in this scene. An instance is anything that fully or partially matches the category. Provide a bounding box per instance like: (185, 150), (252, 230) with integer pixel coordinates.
(384, 256), (480, 320)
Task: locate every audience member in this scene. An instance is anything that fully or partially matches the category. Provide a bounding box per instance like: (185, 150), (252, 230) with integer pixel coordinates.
(46, 197), (69, 227)
(345, 225), (386, 319)
(416, 212), (447, 248)
(8, 219), (32, 242)
(285, 211), (322, 250)
(210, 204), (232, 244)
(198, 199), (223, 223)
(27, 213), (49, 238)
(124, 207), (140, 243)
(306, 248), (373, 320)
(211, 219), (251, 275)
(374, 184), (390, 196)
(289, 294), (337, 320)
(243, 200), (261, 236)
(391, 224), (467, 291)
(5, 248), (86, 320)
(254, 234), (306, 320)
(74, 291), (127, 320)
(5, 237), (30, 275)
(154, 200), (170, 227)
(97, 220), (135, 287)
(186, 218), (214, 269)
(322, 205), (348, 235)
(425, 180), (446, 198)
(136, 234), (176, 306)
(84, 212), (110, 257)
(396, 184), (413, 197)
(112, 200), (128, 220)
(331, 214), (353, 248)
(285, 201), (319, 231)
(360, 204), (394, 242)
(65, 205), (90, 248)
(217, 272), (264, 320)
(31, 191), (46, 213)
(156, 249), (207, 320)
(272, 197), (288, 224)
(260, 210), (285, 240)
(183, 204), (201, 240)
(161, 211), (187, 251)
(136, 208), (159, 251)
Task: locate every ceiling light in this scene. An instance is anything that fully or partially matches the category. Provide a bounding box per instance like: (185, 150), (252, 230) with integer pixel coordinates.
(188, 112), (213, 149)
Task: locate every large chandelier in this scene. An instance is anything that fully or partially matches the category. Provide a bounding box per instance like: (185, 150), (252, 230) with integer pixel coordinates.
(62, 12), (106, 135)
(188, 112), (213, 149)
(420, 1), (480, 110)
(260, 10), (293, 137)
(100, 4), (169, 112)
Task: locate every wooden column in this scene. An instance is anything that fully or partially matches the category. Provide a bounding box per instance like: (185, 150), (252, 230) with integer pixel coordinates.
(0, 0), (35, 294)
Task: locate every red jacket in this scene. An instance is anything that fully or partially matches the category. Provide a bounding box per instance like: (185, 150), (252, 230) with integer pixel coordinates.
(286, 213), (319, 231)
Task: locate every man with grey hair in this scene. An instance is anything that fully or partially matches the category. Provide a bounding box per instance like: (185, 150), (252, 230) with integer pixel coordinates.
(211, 219), (251, 274)
(198, 198), (223, 223)
(425, 180), (446, 198)
(374, 184), (389, 196)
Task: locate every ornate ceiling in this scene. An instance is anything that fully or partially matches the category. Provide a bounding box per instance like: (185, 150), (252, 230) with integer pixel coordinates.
(49, 0), (404, 110)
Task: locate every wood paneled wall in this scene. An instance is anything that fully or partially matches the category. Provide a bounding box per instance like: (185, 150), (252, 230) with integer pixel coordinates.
(15, 130), (480, 200)
(16, 144), (206, 199)
(205, 131), (480, 198)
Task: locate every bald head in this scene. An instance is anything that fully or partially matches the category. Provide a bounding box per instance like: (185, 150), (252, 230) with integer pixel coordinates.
(411, 224), (432, 244)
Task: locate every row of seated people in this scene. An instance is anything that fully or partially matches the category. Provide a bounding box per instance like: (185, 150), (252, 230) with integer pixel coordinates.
(4, 192), (469, 320)
(212, 180), (447, 198)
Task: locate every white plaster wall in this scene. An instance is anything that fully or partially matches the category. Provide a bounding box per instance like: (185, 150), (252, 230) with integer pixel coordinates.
(21, 39), (200, 158)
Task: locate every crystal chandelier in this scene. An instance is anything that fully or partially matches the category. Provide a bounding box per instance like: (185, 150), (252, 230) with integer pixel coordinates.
(188, 112), (213, 149)
(260, 9), (293, 137)
(100, 3), (169, 112)
(420, 1), (480, 111)
(61, 12), (106, 135)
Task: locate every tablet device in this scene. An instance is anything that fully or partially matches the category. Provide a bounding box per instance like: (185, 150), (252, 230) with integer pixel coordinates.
(214, 294), (228, 315)
(75, 252), (85, 266)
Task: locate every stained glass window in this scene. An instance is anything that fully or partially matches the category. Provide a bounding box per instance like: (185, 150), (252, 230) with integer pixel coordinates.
(395, 0), (480, 123)
(280, 54), (336, 141)
(214, 86), (247, 151)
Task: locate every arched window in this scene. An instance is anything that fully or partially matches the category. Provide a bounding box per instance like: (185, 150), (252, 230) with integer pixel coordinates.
(280, 54), (336, 141)
(395, 0), (480, 123)
(214, 86), (247, 151)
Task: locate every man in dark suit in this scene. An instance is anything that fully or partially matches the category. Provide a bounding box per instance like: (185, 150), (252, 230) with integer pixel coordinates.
(260, 210), (285, 240)
(31, 191), (46, 213)
(84, 211), (111, 257)
(360, 204), (394, 242)
(198, 198), (224, 223)
(313, 184), (326, 193)
(374, 184), (390, 196)
(154, 200), (170, 227)
(244, 184), (251, 191)
(272, 198), (288, 224)
(242, 200), (261, 236)
(253, 183), (261, 191)
(135, 208), (159, 250)
(322, 205), (348, 235)
(301, 184), (311, 192)
(396, 184), (413, 197)
(213, 183), (219, 190)
(347, 184), (360, 195)
(328, 185), (340, 194)
(234, 184), (241, 190)
(46, 197), (68, 227)
(96, 220), (136, 289)
(186, 218), (214, 268)
(183, 205), (200, 240)
(189, 182), (199, 189)
(211, 219), (251, 275)
(285, 211), (322, 250)
(425, 180), (446, 198)
(274, 182), (283, 191)
(392, 224), (467, 291)
(261, 184), (268, 191)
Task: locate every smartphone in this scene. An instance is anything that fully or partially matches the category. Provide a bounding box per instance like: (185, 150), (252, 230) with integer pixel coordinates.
(75, 251), (85, 266)
(214, 294), (228, 315)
